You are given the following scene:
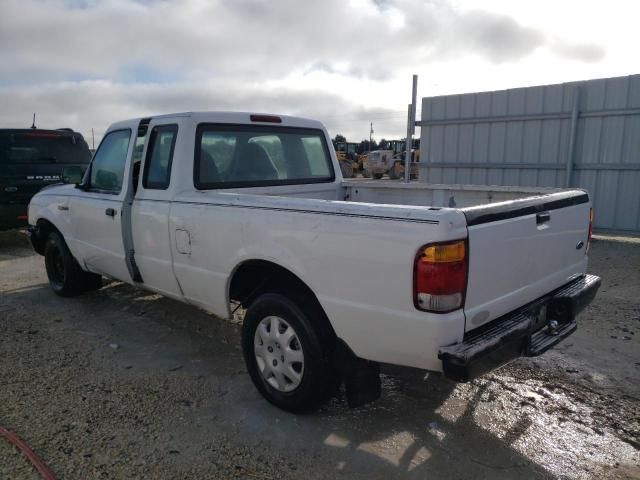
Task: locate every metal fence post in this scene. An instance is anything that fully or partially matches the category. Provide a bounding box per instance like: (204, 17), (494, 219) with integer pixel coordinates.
(404, 75), (418, 183)
(565, 86), (581, 187)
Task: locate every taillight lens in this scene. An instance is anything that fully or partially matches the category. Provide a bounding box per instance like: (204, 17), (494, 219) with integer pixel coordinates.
(586, 208), (593, 254)
(414, 240), (467, 313)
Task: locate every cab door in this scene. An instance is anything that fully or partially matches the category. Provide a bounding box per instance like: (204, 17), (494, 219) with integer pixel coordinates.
(130, 121), (183, 298)
(70, 127), (134, 282)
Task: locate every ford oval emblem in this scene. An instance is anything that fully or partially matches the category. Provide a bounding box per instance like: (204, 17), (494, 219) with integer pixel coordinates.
(4, 186), (18, 192)
(576, 241), (584, 250)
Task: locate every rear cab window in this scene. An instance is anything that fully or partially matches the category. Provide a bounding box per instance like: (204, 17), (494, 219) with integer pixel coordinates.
(194, 125), (334, 189)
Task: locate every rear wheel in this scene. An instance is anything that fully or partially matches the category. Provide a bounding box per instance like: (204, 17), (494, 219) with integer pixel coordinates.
(44, 232), (102, 297)
(242, 292), (336, 412)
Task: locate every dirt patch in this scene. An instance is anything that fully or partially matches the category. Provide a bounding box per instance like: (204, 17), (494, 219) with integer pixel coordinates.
(0, 229), (31, 260)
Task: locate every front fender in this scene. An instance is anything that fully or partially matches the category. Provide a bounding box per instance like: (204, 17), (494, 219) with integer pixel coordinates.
(28, 186), (76, 255)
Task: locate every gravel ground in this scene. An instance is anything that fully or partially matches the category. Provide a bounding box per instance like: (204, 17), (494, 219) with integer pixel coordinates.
(0, 230), (639, 479)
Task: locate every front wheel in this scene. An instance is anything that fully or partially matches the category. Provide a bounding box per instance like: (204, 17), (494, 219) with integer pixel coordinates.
(242, 293), (335, 412)
(44, 232), (102, 297)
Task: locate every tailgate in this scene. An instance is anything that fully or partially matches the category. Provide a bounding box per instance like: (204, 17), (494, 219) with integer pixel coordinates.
(462, 190), (592, 332)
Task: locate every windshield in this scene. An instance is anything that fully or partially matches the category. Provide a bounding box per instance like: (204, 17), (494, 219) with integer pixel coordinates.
(0, 130), (92, 165)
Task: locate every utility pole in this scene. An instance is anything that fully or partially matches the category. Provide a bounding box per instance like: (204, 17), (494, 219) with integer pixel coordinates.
(91, 128), (95, 150)
(369, 122), (374, 151)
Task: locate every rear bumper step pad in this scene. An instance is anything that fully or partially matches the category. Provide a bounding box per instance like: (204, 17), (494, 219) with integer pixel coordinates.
(438, 274), (601, 382)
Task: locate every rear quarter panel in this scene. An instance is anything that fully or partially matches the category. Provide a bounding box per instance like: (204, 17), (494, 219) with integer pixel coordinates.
(169, 192), (469, 370)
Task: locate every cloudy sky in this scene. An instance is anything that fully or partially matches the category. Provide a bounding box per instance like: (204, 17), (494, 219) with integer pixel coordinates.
(1, 0), (638, 145)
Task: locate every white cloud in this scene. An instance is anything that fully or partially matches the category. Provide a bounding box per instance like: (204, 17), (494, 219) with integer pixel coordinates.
(0, 0), (637, 143)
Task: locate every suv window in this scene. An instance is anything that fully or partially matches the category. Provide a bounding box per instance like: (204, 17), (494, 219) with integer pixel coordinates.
(143, 125), (177, 190)
(0, 130), (91, 165)
(89, 129), (131, 193)
(195, 125), (334, 189)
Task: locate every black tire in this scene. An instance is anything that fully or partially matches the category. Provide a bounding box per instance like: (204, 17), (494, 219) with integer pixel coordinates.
(339, 161), (354, 178)
(44, 232), (102, 297)
(242, 292), (335, 412)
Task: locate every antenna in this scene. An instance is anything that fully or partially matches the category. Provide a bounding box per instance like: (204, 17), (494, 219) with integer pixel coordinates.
(31, 113), (36, 129)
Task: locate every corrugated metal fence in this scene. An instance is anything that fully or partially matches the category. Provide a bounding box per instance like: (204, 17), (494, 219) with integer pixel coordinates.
(418, 74), (640, 232)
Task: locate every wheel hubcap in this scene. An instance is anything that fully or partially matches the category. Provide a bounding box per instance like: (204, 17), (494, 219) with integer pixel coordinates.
(254, 316), (304, 392)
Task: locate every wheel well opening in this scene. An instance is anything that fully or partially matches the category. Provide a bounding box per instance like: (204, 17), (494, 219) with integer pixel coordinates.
(229, 260), (336, 338)
(33, 219), (60, 255)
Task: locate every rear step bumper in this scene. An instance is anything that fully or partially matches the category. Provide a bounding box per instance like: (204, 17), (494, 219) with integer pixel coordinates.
(438, 274), (601, 382)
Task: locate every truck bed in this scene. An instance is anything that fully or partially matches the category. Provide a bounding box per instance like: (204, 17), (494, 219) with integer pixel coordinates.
(227, 180), (591, 334)
(341, 180), (564, 209)
(232, 179), (564, 209)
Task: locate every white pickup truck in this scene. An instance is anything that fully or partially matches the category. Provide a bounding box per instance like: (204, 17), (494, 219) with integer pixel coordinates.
(28, 112), (600, 412)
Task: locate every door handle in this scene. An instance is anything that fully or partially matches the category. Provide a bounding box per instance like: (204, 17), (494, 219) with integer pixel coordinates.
(105, 208), (116, 217)
(57, 204), (69, 211)
(536, 212), (550, 225)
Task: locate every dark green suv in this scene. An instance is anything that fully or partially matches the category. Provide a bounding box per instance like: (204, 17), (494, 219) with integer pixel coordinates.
(1, 128), (92, 230)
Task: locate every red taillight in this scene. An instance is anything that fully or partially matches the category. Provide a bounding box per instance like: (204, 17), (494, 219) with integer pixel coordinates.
(250, 114), (282, 123)
(414, 240), (467, 313)
(17, 215), (28, 220)
(586, 208), (593, 254)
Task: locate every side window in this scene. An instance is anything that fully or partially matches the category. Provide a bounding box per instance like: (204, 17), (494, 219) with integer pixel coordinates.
(89, 129), (131, 193)
(143, 125), (178, 190)
(132, 135), (145, 163)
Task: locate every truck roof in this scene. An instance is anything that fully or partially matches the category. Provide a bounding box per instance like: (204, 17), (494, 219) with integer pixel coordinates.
(108, 112), (326, 131)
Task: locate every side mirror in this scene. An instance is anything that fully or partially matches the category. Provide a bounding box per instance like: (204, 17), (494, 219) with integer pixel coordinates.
(61, 165), (83, 184)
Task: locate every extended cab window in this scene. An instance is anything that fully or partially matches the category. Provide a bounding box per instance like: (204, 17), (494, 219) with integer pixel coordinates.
(143, 125), (177, 190)
(89, 129), (131, 193)
(194, 125), (334, 188)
